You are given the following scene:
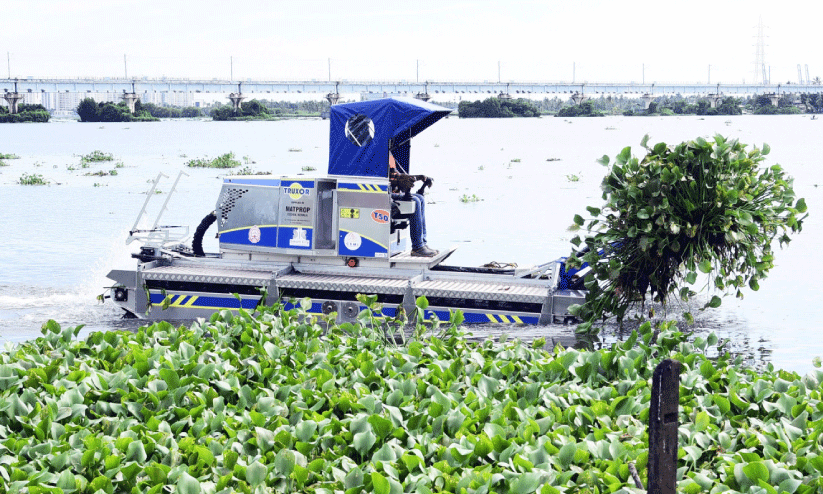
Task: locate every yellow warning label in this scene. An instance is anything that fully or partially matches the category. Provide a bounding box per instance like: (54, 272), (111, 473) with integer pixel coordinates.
(340, 208), (360, 219)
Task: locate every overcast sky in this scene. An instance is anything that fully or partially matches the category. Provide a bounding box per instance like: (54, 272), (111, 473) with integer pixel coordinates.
(3, 0), (818, 84)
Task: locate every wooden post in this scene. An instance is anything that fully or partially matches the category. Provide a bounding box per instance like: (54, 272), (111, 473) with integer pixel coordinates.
(648, 359), (681, 494)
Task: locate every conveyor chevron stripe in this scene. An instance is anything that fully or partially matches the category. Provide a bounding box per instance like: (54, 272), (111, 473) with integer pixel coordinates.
(413, 279), (548, 303)
(275, 273), (408, 294)
(141, 265), (273, 285)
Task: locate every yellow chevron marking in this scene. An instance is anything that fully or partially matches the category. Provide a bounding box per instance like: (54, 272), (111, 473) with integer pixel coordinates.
(355, 183), (383, 193)
(184, 296), (199, 308)
(485, 313), (522, 324)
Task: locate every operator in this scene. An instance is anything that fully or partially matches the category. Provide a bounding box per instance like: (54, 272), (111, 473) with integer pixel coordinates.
(389, 152), (437, 257)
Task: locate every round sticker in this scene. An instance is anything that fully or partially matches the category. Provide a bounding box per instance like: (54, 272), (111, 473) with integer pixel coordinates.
(248, 226), (261, 244)
(344, 232), (362, 251)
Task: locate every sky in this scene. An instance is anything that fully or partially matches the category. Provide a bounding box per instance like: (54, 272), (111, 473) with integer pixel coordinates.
(2, 0), (819, 85)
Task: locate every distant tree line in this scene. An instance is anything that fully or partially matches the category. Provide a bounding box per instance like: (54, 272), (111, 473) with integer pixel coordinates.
(210, 99), (274, 121)
(0, 103), (50, 123)
(541, 92), (822, 117)
(207, 99), (331, 121)
(76, 98), (159, 122)
(556, 101), (605, 117)
(457, 98), (540, 118)
(140, 102), (202, 118)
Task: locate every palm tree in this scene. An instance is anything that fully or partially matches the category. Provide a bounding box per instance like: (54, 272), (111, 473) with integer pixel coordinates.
(814, 76), (822, 85)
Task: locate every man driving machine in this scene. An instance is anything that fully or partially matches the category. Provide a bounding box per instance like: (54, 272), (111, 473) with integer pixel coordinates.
(389, 152), (437, 257)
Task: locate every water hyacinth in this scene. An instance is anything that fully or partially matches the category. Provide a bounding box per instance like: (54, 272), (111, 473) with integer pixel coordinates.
(567, 135), (807, 333)
(2, 301), (823, 493)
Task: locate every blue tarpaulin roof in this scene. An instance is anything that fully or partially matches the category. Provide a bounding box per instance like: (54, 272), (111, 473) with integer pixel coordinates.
(327, 97), (452, 178)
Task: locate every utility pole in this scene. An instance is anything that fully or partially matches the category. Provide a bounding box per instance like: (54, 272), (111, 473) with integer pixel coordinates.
(498, 61), (501, 83)
(7, 52), (10, 78)
(124, 54), (128, 79)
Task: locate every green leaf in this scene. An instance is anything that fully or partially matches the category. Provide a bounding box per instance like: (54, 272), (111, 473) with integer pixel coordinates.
(558, 443), (576, 468)
(371, 471), (391, 494)
(742, 461), (770, 483)
(126, 440), (147, 463)
(705, 295), (722, 309)
(368, 414), (393, 441)
(713, 394), (731, 415)
(292, 464), (309, 487)
(508, 472), (543, 494)
(698, 259), (712, 274)
(159, 367), (180, 390)
(353, 430), (376, 455)
(295, 420), (317, 442)
(596, 155), (610, 166)
(176, 472), (201, 494)
(56, 470), (76, 491)
(345, 467), (364, 489)
(246, 460), (268, 486)
(796, 197), (807, 213)
(274, 449), (296, 477)
(573, 214), (585, 226)
(694, 410), (710, 432)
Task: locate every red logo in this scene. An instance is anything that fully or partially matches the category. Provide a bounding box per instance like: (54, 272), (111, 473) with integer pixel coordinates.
(371, 209), (389, 224)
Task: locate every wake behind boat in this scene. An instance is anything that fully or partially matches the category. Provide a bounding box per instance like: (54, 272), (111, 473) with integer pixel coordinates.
(105, 97), (587, 325)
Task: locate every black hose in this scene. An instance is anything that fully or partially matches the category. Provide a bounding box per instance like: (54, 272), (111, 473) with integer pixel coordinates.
(192, 212), (216, 257)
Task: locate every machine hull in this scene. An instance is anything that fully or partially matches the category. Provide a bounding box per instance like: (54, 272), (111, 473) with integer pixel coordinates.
(107, 249), (585, 325)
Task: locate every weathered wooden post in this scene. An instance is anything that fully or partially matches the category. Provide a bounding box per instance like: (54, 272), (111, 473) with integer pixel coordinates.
(647, 359), (681, 494)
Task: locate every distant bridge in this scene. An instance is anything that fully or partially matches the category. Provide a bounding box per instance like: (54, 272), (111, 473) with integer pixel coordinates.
(3, 77), (823, 98)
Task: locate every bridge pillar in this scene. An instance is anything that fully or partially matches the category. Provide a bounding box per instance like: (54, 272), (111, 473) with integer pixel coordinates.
(326, 93), (340, 105)
(707, 93), (724, 108)
(415, 92), (431, 102)
(3, 92), (24, 114)
(229, 93), (246, 113)
(766, 93), (780, 107)
(641, 93), (654, 109)
(122, 93), (138, 114)
(570, 92), (588, 105)
(497, 92), (512, 100)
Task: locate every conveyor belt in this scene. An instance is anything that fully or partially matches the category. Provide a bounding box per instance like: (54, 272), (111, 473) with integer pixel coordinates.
(413, 279), (548, 304)
(141, 265), (274, 286)
(276, 273), (409, 295)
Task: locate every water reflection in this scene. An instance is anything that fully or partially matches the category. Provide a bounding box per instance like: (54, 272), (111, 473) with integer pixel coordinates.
(460, 303), (776, 372)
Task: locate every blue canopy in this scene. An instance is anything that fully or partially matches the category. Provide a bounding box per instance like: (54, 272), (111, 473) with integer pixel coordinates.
(328, 97), (452, 178)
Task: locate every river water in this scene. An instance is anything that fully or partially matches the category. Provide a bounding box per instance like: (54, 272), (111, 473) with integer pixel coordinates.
(1, 114), (821, 373)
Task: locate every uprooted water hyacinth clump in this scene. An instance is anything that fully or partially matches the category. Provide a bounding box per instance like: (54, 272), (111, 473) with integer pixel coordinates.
(2, 300), (823, 493)
(567, 135), (807, 333)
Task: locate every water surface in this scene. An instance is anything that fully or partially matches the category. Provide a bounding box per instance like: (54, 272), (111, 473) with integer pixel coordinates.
(1, 115), (820, 373)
